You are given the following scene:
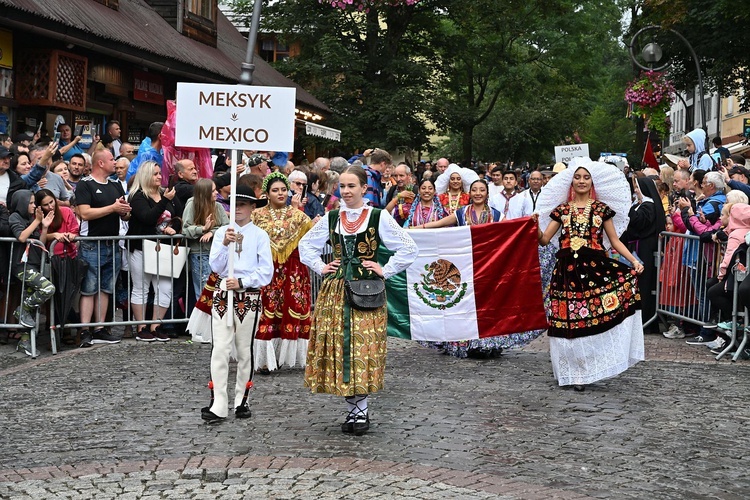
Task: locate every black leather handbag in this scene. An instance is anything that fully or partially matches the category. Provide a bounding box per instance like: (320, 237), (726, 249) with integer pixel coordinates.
(344, 278), (386, 310)
(339, 219), (386, 310)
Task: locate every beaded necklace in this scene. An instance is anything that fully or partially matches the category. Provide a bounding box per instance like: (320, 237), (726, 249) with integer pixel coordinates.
(413, 200), (434, 226)
(568, 198), (593, 259)
(448, 192), (462, 213)
(341, 208), (369, 233)
(467, 204), (490, 226)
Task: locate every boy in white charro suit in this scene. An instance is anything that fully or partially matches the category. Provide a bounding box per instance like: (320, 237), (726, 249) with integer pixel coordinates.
(201, 185), (273, 423)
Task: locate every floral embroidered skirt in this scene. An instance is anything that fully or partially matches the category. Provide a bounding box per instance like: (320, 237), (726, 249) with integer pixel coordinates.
(186, 272), (220, 344)
(548, 247), (640, 339)
(305, 277), (388, 396)
(256, 253), (312, 342)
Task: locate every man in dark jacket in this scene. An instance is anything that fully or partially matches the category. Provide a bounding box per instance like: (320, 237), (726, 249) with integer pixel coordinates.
(172, 159), (198, 208)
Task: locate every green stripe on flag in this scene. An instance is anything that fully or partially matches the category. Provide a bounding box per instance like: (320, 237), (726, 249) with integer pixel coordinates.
(378, 244), (411, 339)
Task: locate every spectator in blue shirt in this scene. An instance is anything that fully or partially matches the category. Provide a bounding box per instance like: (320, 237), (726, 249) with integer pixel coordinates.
(360, 148), (392, 208)
(126, 122), (164, 181)
(58, 124), (98, 162)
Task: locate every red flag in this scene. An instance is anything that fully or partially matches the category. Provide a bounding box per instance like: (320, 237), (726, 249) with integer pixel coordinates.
(643, 136), (660, 170)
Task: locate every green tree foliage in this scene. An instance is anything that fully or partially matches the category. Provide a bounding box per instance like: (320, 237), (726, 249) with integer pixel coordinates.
(229, 0), (635, 161)
(643, 0), (750, 109)
(234, 0), (440, 153)
(433, 0), (633, 163)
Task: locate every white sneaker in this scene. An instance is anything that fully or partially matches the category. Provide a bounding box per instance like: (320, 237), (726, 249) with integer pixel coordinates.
(663, 325), (685, 339)
(705, 337), (726, 350)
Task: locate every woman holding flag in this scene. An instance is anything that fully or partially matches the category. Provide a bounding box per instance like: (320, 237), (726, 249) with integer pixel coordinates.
(417, 179), (543, 357)
(299, 165), (417, 436)
(536, 161), (645, 392)
(403, 178), (448, 228)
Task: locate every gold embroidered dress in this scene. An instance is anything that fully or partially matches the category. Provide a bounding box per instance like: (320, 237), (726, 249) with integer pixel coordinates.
(251, 206), (313, 370)
(299, 207), (418, 396)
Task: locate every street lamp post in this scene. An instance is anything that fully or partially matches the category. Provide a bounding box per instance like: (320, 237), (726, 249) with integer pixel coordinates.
(239, 0), (264, 85)
(628, 25), (709, 155)
(227, 0), (263, 323)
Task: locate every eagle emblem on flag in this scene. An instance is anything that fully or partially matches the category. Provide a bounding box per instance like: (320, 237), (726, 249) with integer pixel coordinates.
(414, 259), (468, 309)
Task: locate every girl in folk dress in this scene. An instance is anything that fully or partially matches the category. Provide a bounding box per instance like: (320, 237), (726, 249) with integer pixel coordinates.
(436, 164), (475, 215)
(536, 163), (645, 391)
(403, 178), (448, 228)
(299, 165), (417, 436)
(251, 172), (313, 372)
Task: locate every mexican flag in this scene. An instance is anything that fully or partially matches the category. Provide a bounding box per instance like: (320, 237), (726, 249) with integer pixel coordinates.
(382, 217), (548, 341)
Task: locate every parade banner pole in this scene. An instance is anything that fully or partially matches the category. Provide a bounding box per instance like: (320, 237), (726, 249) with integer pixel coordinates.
(227, 149), (239, 327)
(175, 78), (296, 334)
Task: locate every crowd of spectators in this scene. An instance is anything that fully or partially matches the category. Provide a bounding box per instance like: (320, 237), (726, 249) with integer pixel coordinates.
(1, 122), (749, 360)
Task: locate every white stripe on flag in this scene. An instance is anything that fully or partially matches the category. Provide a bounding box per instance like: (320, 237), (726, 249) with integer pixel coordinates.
(406, 226), (479, 341)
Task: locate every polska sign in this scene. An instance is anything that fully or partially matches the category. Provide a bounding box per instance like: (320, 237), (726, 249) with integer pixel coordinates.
(175, 83), (296, 152)
(554, 143), (590, 165)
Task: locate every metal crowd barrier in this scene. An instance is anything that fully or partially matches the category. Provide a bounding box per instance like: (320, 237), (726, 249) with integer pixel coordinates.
(720, 253), (750, 361)
(653, 232), (719, 327)
(0, 237), (51, 359)
(4, 230), (330, 356)
(47, 234), (193, 346)
(654, 231), (749, 361)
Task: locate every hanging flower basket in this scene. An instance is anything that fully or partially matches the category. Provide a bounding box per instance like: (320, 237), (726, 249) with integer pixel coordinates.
(624, 71), (675, 138)
(320, 0), (420, 11)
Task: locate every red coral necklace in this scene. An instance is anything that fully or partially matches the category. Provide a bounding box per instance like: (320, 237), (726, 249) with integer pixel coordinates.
(341, 209), (369, 233)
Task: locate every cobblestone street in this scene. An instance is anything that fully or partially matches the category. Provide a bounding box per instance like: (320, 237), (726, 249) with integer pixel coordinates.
(1, 333), (749, 499)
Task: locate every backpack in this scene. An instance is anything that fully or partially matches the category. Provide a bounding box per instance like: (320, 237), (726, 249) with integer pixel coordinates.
(697, 151), (720, 171)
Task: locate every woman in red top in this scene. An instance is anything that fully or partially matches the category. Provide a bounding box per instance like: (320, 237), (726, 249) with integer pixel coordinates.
(34, 189), (79, 257)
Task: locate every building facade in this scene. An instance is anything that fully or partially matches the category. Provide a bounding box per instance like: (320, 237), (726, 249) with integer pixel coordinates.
(0, 0), (329, 151)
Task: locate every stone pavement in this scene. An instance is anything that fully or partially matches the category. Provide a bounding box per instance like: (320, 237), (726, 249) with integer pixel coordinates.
(1, 332), (749, 499)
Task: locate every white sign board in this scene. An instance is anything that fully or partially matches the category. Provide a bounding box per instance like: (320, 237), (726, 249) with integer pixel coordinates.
(554, 143), (590, 165)
(175, 83), (296, 151)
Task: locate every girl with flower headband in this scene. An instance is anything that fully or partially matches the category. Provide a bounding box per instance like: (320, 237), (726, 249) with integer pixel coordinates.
(251, 172), (314, 373)
(536, 162), (645, 392)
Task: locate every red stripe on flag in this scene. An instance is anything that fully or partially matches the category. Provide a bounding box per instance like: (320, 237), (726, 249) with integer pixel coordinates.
(471, 217), (549, 337)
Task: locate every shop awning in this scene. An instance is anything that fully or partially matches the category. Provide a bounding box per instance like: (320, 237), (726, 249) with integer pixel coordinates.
(304, 121), (341, 142)
(727, 140), (750, 155)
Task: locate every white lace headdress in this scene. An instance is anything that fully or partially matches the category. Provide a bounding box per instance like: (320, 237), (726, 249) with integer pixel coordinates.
(535, 161), (631, 249)
(435, 164), (479, 194)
